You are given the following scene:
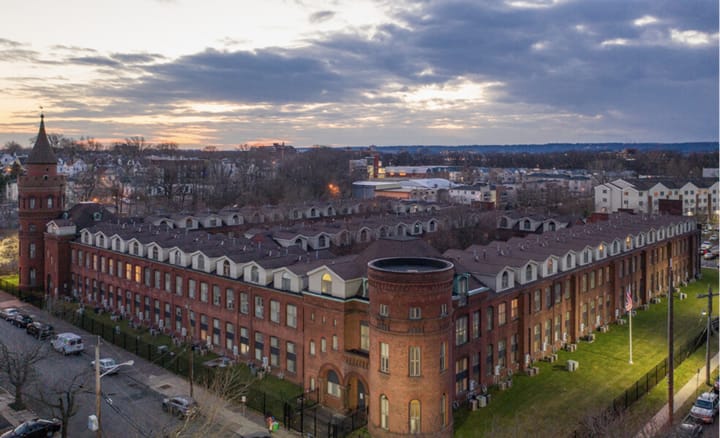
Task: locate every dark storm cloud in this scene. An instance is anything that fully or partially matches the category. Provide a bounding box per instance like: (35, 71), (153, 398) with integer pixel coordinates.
(105, 48), (368, 104)
(43, 0), (716, 142)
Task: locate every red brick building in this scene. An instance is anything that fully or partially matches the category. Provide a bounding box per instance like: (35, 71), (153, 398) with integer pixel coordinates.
(20, 118), (701, 437)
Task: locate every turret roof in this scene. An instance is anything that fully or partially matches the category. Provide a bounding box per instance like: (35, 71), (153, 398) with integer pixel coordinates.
(27, 114), (58, 165)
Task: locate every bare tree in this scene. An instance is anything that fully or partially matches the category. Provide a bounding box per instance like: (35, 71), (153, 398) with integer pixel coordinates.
(0, 340), (47, 410)
(35, 373), (88, 438)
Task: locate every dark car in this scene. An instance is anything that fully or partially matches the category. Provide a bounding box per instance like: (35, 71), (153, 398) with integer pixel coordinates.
(26, 321), (54, 340)
(0, 418), (61, 437)
(11, 313), (33, 329)
(162, 395), (198, 418)
(0, 307), (18, 321)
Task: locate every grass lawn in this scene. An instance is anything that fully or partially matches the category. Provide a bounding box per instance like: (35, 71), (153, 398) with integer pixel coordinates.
(454, 269), (718, 437)
(624, 335), (719, 435)
(0, 274), (19, 286)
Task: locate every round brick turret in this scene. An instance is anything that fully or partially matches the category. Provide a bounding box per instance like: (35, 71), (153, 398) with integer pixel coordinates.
(367, 257), (454, 437)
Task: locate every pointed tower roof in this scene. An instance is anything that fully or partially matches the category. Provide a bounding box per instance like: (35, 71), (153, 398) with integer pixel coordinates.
(27, 114), (58, 165)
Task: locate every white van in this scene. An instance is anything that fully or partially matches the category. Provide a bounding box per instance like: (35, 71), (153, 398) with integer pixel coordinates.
(51, 332), (84, 355)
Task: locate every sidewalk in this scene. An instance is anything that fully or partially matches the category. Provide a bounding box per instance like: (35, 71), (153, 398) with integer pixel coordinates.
(0, 291), (298, 437)
(636, 352), (719, 437)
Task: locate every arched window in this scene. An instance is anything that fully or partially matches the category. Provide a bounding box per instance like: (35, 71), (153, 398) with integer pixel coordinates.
(251, 266), (259, 283)
(186, 218), (193, 228)
(152, 246), (159, 260)
(174, 251), (182, 265)
(548, 221), (556, 231)
(223, 261), (231, 277)
(327, 370), (340, 397)
(379, 227), (387, 238)
(566, 254), (572, 267)
(98, 235), (105, 247)
(428, 220), (437, 232)
(525, 265), (533, 281)
(583, 250), (589, 264)
(613, 241), (619, 253)
(547, 258), (553, 273)
(409, 400), (421, 434)
(359, 229), (369, 242)
(500, 217), (508, 228)
(501, 271), (509, 288)
(319, 235), (327, 248)
(523, 219), (531, 230)
(197, 255), (205, 270)
(132, 242), (139, 255)
(414, 222), (421, 234)
(281, 272), (292, 290)
(321, 273), (332, 294)
(380, 395), (389, 430)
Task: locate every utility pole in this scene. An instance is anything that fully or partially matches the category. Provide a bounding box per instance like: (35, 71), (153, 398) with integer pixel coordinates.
(95, 336), (102, 438)
(667, 257), (674, 428)
(186, 304), (194, 398)
(698, 285), (718, 385)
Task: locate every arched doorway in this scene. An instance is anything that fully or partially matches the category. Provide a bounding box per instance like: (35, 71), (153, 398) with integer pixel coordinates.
(346, 373), (369, 412)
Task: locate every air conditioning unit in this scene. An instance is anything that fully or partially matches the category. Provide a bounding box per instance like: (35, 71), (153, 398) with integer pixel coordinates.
(562, 332), (567, 342)
(524, 354), (531, 365)
(181, 327), (187, 337)
(158, 319), (164, 328)
(580, 323), (585, 333)
(596, 316), (601, 326)
(494, 365), (501, 376)
(542, 342), (547, 352)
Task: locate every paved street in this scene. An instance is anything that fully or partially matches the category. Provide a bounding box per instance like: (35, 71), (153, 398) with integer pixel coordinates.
(0, 293), (294, 438)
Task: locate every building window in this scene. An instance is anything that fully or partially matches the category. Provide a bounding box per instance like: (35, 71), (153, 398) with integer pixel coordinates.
(270, 336), (279, 367)
(164, 273), (172, 292)
(380, 395), (389, 430)
(197, 255), (205, 270)
(254, 331), (264, 361)
(309, 340), (316, 356)
(254, 296), (264, 319)
(286, 304), (297, 328)
(332, 335), (338, 351)
(379, 304), (389, 317)
(409, 400), (421, 434)
(212, 318), (221, 346)
(455, 357), (468, 394)
(534, 289), (541, 312)
(240, 327), (249, 354)
(486, 306), (494, 331)
(440, 341), (447, 371)
(250, 266), (259, 283)
(321, 337), (327, 353)
(270, 300), (280, 323)
(472, 311), (480, 339)
(511, 333), (519, 364)
(409, 346), (421, 377)
(200, 282), (208, 303)
(321, 273), (332, 294)
(533, 324), (541, 352)
(222, 261), (231, 277)
(498, 302), (507, 326)
(188, 279), (196, 299)
(525, 265), (533, 280)
(409, 307), (421, 320)
(501, 271), (509, 288)
(240, 292), (249, 314)
(360, 322), (370, 351)
(154, 270), (161, 289)
(486, 344), (494, 375)
(281, 273), (292, 291)
(175, 276), (183, 296)
(226, 323), (234, 350)
(380, 342), (390, 373)
(286, 341), (296, 373)
(456, 315), (468, 345)
(441, 394), (448, 427)
(511, 298), (519, 320)
(29, 243), (36, 259)
(327, 371), (341, 397)
(226, 289), (234, 310)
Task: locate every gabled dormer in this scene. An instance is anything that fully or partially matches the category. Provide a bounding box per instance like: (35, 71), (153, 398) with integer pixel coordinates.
(127, 238), (144, 257)
(80, 229), (93, 244)
(94, 231), (109, 249)
(561, 251), (576, 271)
(579, 246), (593, 266)
(244, 262), (270, 285)
(191, 251), (215, 273)
(624, 234), (634, 251)
(215, 256), (240, 279)
(110, 235), (126, 253)
(542, 256), (559, 277)
(169, 247), (190, 267)
(273, 268), (304, 292)
(595, 242), (608, 260)
(519, 261), (539, 284)
(146, 242), (167, 262)
(496, 268), (515, 292)
(610, 239), (622, 255)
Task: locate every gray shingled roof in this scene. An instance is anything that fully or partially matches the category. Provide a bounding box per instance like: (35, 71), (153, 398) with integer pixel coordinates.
(27, 115), (58, 165)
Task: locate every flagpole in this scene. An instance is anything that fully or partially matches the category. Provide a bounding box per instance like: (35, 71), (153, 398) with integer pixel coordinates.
(628, 305), (633, 364)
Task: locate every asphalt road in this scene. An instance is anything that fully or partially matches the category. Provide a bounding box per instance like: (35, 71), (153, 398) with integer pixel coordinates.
(0, 305), (186, 438)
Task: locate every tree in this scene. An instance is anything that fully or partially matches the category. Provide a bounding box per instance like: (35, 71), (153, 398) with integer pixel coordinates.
(0, 339), (47, 410)
(2, 141), (23, 155)
(35, 373), (86, 438)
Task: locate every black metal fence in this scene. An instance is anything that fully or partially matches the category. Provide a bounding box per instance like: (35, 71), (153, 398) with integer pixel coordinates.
(283, 390), (368, 438)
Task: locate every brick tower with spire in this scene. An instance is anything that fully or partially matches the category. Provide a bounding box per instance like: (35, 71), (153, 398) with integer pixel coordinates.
(18, 114), (65, 292)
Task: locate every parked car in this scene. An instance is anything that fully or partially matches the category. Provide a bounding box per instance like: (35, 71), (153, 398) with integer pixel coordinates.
(162, 395), (198, 418)
(689, 391), (719, 423)
(90, 358), (119, 375)
(0, 417), (61, 437)
(11, 313), (33, 329)
(50, 333), (84, 356)
(26, 321), (54, 340)
(0, 307), (18, 321)
(202, 356), (232, 368)
(701, 241), (713, 251)
(675, 420), (703, 438)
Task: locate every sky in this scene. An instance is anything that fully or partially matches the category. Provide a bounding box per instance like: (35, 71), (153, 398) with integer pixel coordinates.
(0, 0), (718, 149)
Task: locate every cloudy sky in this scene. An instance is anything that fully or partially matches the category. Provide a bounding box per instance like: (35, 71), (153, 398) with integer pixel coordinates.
(1, 0), (717, 149)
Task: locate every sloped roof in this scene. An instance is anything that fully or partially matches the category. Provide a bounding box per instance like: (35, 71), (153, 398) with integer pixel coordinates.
(27, 114), (58, 165)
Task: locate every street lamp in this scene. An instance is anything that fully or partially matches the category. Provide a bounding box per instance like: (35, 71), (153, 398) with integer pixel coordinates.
(90, 337), (134, 437)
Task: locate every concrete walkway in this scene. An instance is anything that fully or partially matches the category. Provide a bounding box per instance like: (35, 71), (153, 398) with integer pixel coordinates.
(0, 290), (298, 437)
(636, 352), (719, 437)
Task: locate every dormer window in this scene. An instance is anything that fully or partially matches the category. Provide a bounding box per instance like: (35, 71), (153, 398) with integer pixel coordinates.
(501, 271), (509, 289)
(524, 219), (531, 230)
(174, 251), (182, 265)
(251, 266), (259, 283)
(222, 261), (231, 277)
(197, 255), (205, 270)
(525, 265), (533, 281)
(46, 196), (53, 209)
(457, 276), (468, 294)
(583, 250), (589, 264)
(566, 254), (572, 267)
(131, 242), (139, 255)
(152, 247), (159, 260)
(547, 258), (553, 273)
(321, 273), (332, 294)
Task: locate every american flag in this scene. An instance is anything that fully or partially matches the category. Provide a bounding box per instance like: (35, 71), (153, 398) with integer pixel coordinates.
(625, 286), (633, 312)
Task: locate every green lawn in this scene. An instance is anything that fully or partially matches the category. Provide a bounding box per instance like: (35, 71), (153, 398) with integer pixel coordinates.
(454, 269), (718, 437)
(0, 274), (19, 287)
